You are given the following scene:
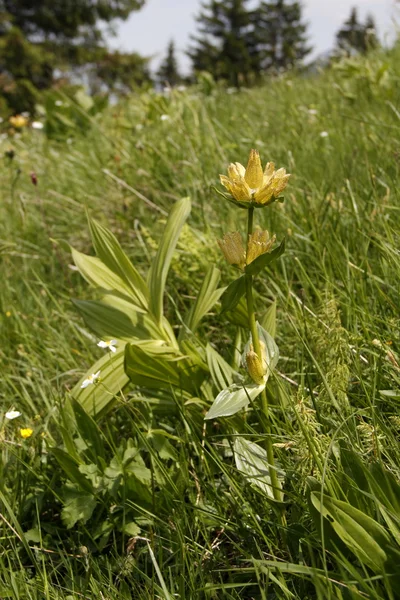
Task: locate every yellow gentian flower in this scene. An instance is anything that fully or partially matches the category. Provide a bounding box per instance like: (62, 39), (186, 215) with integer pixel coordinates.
(218, 229), (276, 269)
(246, 230), (276, 265)
(219, 149), (290, 208)
(9, 115), (29, 129)
(20, 427), (33, 439)
(218, 232), (245, 269)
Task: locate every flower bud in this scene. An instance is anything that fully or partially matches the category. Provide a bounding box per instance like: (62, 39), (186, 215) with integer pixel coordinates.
(246, 349), (266, 385)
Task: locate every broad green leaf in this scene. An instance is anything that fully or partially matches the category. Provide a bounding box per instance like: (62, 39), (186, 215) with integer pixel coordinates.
(88, 216), (148, 310)
(225, 296), (249, 328)
(205, 383), (265, 420)
(148, 197), (191, 323)
(260, 300), (277, 338)
(51, 448), (94, 494)
(61, 489), (97, 529)
(73, 298), (162, 342)
(72, 346), (128, 417)
(206, 344), (238, 390)
(183, 266), (223, 334)
(244, 238), (285, 276)
(234, 436), (283, 499)
(310, 492), (392, 573)
(71, 248), (141, 307)
(220, 275), (246, 314)
(125, 343), (186, 391)
(70, 398), (105, 465)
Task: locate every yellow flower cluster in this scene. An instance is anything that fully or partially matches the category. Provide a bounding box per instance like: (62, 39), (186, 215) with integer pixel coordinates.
(9, 115), (28, 129)
(218, 229), (276, 269)
(20, 428), (33, 439)
(220, 149), (290, 206)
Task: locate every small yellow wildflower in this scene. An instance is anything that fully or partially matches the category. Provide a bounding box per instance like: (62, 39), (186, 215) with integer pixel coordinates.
(218, 232), (245, 269)
(246, 230), (276, 264)
(5, 311), (11, 317)
(20, 428), (33, 439)
(9, 115), (28, 129)
(220, 149), (290, 207)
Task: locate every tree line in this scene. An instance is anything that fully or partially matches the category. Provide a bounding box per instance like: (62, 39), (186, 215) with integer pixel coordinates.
(0, 0), (380, 114)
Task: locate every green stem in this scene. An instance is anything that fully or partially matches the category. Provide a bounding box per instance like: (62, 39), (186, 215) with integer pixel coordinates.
(245, 207), (282, 505)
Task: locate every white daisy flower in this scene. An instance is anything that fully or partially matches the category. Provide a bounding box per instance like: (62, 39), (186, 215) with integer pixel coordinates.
(5, 410), (22, 420)
(81, 371), (101, 389)
(97, 340), (117, 353)
(32, 121), (44, 130)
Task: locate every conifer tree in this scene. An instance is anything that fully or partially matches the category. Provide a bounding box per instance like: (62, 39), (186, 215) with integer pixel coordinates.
(0, 0), (146, 113)
(157, 40), (182, 87)
(188, 0), (255, 87)
(252, 0), (311, 72)
(336, 7), (379, 55)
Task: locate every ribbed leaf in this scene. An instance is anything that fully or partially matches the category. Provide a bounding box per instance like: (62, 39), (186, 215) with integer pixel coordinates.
(310, 492), (392, 573)
(148, 197), (191, 323)
(205, 383), (265, 420)
(234, 436), (283, 499)
(184, 266), (223, 333)
(72, 346), (128, 416)
(260, 300), (277, 338)
(88, 216), (148, 310)
(73, 298), (162, 342)
(206, 344), (238, 390)
(71, 248), (138, 304)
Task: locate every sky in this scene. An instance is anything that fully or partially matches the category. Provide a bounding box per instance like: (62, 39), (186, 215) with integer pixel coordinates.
(108, 0), (398, 74)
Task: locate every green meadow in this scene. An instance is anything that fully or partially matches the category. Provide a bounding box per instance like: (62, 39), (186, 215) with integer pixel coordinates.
(1, 44), (400, 598)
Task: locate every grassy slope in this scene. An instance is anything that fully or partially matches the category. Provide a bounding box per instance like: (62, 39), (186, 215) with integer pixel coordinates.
(1, 44), (400, 598)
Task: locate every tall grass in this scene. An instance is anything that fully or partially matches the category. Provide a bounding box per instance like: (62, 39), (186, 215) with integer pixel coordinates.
(1, 44), (400, 598)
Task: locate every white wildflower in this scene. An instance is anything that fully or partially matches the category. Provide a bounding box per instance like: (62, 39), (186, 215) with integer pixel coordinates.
(55, 100), (63, 107)
(160, 114), (170, 121)
(308, 108), (318, 115)
(32, 121), (44, 130)
(5, 410), (22, 420)
(81, 371), (101, 389)
(97, 339), (117, 353)
(320, 131), (329, 138)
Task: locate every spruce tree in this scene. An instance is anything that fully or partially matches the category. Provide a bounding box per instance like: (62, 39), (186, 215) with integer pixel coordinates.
(252, 0), (311, 73)
(188, 0), (255, 87)
(157, 40), (182, 87)
(336, 7), (379, 55)
(0, 0), (146, 113)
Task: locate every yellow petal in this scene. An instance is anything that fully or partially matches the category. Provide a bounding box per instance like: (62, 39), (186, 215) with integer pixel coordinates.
(253, 185), (275, 205)
(230, 179), (252, 202)
(247, 230), (276, 264)
(264, 162), (275, 178)
(244, 149), (264, 189)
(219, 174), (233, 193)
(228, 162), (246, 180)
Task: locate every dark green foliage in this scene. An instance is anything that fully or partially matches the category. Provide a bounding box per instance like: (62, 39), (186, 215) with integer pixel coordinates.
(252, 0), (311, 72)
(157, 40), (182, 87)
(336, 7), (379, 55)
(0, 0), (147, 113)
(188, 0), (311, 85)
(188, 0), (255, 86)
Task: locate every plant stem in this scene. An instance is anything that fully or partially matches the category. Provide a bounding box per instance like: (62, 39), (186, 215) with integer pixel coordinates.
(245, 207), (282, 505)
